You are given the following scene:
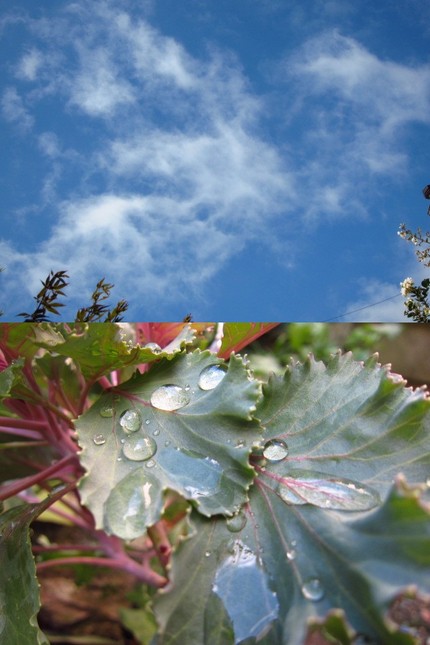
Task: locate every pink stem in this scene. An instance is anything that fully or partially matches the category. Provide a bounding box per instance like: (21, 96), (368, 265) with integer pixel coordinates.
(36, 556), (168, 587)
(0, 454), (80, 501)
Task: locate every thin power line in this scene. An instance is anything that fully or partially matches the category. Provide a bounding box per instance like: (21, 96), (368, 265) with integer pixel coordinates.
(323, 293), (402, 322)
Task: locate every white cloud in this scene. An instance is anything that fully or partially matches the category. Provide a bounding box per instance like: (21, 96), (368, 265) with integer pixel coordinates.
(16, 48), (43, 81)
(293, 32), (430, 131)
(0, 2), (295, 316)
(337, 280), (405, 322)
(68, 45), (136, 117)
(1, 86), (33, 131)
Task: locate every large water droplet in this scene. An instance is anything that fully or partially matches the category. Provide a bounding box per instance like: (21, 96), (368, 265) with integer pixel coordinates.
(263, 439), (289, 462)
(213, 540), (279, 642)
(100, 404), (114, 418)
(105, 470), (161, 540)
(150, 384), (190, 411)
(123, 435), (157, 461)
(157, 449), (222, 499)
(301, 578), (324, 602)
(277, 470), (380, 511)
(119, 409), (142, 433)
(93, 434), (106, 446)
(226, 510), (247, 533)
(143, 342), (162, 354)
(198, 364), (227, 390)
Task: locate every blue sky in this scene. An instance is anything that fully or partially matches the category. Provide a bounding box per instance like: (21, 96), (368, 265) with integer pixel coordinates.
(1, 0), (430, 321)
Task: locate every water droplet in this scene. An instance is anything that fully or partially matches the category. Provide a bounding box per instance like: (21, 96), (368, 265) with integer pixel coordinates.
(277, 470), (380, 511)
(235, 439), (246, 448)
(184, 384), (191, 391)
(205, 551), (211, 557)
(119, 409), (142, 433)
(143, 342), (162, 354)
(198, 364), (227, 390)
(301, 578), (324, 602)
(226, 511), (247, 533)
(286, 548), (296, 561)
(263, 439), (289, 462)
(145, 419), (150, 425)
(164, 440), (171, 447)
(100, 404), (114, 418)
(152, 428), (160, 436)
(150, 384), (190, 411)
(93, 434), (106, 446)
(123, 435), (157, 462)
(213, 540), (279, 641)
(146, 459), (156, 468)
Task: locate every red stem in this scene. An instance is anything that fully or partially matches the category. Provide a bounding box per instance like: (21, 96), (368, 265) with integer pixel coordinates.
(0, 454), (80, 501)
(36, 556), (168, 587)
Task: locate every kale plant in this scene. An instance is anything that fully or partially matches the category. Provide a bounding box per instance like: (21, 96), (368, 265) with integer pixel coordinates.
(0, 322), (429, 644)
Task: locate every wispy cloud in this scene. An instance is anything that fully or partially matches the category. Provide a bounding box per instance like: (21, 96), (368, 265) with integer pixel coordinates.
(0, 1), (293, 317)
(1, 86), (33, 131)
(1, 3), (429, 319)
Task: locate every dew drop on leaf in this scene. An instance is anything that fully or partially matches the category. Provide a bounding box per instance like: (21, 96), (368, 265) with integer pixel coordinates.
(152, 428), (160, 436)
(286, 548), (296, 561)
(277, 471), (380, 511)
(263, 439), (289, 461)
(93, 434), (106, 446)
(301, 578), (324, 602)
(123, 435), (157, 461)
(198, 364), (227, 390)
(119, 409), (142, 433)
(150, 384), (190, 411)
(213, 540), (279, 641)
(226, 510), (247, 533)
(143, 342), (162, 354)
(100, 405), (114, 418)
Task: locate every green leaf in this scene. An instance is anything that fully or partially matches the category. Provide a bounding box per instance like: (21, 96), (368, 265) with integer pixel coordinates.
(0, 323), (65, 359)
(153, 479), (428, 645)
(76, 351), (262, 539)
(0, 357), (25, 397)
(256, 353), (430, 499)
(151, 353), (430, 645)
(218, 323), (279, 359)
(0, 502), (51, 644)
(35, 323), (196, 379)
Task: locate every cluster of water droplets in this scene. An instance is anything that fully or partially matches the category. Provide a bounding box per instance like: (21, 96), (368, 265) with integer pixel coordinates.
(93, 401), (159, 465)
(91, 362), (232, 501)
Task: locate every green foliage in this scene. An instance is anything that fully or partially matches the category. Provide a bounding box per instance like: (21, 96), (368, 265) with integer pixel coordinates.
(398, 221), (430, 321)
(0, 323), (429, 644)
(0, 500), (53, 645)
(14, 270), (129, 322)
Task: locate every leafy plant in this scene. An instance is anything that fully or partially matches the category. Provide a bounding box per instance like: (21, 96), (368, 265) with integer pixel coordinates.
(0, 322), (429, 645)
(398, 186), (430, 321)
(14, 270), (129, 322)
